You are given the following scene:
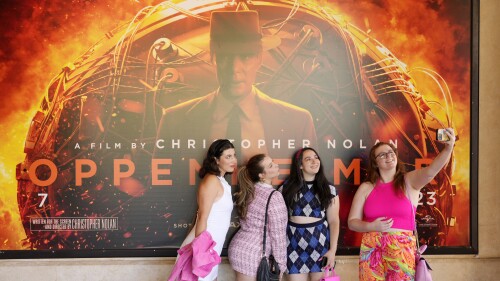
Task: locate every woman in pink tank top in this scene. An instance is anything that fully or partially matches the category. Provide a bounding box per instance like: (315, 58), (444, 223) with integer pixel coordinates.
(348, 128), (456, 280)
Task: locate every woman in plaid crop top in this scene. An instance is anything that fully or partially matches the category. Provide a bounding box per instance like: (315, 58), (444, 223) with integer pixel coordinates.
(280, 147), (340, 281)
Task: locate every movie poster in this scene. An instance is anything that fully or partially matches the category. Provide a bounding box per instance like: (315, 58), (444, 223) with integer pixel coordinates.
(0, 0), (473, 256)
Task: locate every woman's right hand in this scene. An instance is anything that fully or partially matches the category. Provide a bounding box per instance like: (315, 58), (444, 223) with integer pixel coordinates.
(370, 217), (394, 232)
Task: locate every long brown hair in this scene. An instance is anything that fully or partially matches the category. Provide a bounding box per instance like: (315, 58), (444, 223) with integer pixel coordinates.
(281, 147), (334, 211)
(234, 154), (266, 219)
(199, 139), (234, 178)
(367, 142), (406, 194)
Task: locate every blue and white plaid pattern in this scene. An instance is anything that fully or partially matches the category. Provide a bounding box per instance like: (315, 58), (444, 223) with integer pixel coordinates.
(290, 183), (336, 218)
(286, 219), (330, 274)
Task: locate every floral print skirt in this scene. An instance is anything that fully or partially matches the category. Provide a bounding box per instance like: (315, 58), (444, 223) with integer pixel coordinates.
(359, 231), (416, 281)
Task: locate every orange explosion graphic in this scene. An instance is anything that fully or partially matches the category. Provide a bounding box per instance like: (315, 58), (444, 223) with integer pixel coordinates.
(0, 0), (471, 249)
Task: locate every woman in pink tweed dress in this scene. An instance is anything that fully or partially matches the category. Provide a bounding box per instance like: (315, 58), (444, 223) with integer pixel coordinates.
(228, 154), (288, 280)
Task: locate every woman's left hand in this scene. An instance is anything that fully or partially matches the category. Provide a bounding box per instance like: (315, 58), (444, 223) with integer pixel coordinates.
(320, 250), (336, 269)
(442, 128), (456, 147)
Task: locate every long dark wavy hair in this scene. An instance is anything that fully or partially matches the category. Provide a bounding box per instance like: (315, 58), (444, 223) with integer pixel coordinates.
(234, 154), (266, 219)
(199, 139), (235, 178)
(367, 142), (406, 194)
(281, 147), (334, 211)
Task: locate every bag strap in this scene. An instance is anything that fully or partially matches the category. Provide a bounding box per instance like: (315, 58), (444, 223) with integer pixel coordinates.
(405, 183), (421, 253)
(262, 190), (277, 256)
(412, 206), (421, 252)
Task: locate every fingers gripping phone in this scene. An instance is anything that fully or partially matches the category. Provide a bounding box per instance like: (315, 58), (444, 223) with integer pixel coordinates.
(436, 128), (450, 141)
(321, 257), (336, 268)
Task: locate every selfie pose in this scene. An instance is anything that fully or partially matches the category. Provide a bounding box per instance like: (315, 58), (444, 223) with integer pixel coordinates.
(280, 147), (340, 281)
(348, 128), (455, 280)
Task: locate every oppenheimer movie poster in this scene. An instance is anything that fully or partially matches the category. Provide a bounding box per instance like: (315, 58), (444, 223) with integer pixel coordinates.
(0, 0), (473, 256)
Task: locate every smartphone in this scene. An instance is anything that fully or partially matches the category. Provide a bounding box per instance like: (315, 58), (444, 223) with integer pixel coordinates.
(436, 128), (450, 141)
(321, 257), (328, 267)
(321, 258), (336, 269)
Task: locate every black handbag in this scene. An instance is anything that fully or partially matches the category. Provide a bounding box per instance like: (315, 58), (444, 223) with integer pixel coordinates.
(256, 190), (280, 281)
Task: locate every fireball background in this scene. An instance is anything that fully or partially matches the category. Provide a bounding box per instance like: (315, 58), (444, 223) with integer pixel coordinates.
(0, 0), (471, 250)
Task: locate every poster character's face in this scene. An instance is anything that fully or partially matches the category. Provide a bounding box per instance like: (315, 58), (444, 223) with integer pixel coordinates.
(300, 149), (321, 177)
(216, 148), (238, 174)
(259, 156), (280, 181)
(215, 52), (262, 98)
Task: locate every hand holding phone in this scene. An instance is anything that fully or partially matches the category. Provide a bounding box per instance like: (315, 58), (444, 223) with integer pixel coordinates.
(436, 128), (452, 141)
(321, 257), (337, 269)
(436, 128), (449, 141)
(321, 257), (328, 268)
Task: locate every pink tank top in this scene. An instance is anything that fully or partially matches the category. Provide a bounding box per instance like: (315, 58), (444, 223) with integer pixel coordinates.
(363, 180), (415, 231)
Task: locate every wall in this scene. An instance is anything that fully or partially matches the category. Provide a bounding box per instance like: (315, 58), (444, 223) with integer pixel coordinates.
(1, 0), (499, 280)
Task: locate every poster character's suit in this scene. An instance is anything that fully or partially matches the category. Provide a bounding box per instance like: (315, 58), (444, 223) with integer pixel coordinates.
(153, 10), (317, 245)
(157, 86), (317, 156)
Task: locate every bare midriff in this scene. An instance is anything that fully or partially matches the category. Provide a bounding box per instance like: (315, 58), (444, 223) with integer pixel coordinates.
(289, 216), (323, 224)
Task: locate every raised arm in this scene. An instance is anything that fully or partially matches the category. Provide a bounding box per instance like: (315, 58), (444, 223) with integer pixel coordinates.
(195, 174), (222, 237)
(406, 128), (456, 191)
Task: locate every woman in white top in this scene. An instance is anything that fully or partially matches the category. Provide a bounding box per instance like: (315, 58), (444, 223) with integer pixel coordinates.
(180, 139), (237, 280)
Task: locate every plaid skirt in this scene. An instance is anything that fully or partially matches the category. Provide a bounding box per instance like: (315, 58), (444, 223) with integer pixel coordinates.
(286, 218), (329, 274)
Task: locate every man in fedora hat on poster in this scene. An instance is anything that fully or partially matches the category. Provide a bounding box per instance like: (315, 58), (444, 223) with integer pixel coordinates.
(153, 9), (317, 247)
(153, 12), (316, 236)
(155, 10), (317, 163)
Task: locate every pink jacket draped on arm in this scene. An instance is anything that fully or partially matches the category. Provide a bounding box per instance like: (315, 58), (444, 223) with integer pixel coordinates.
(168, 231), (221, 281)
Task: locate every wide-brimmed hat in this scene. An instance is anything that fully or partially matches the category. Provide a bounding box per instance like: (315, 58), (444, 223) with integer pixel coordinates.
(210, 10), (280, 54)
